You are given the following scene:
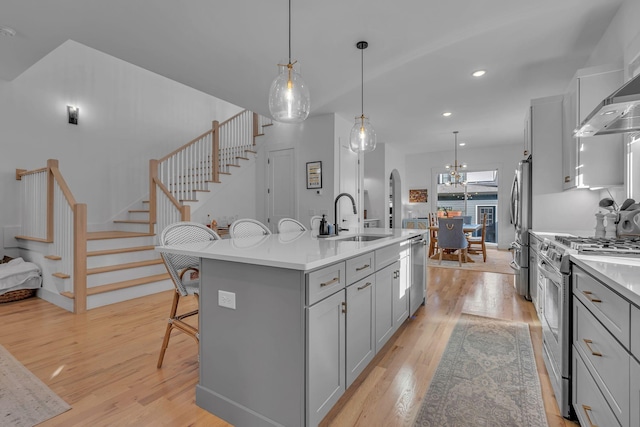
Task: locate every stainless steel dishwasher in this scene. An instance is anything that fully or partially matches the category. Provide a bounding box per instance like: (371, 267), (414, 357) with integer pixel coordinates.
(410, 234), (426, 315)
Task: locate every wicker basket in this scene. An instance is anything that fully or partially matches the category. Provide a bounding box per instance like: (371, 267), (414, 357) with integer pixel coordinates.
(0, 288), (37, 303)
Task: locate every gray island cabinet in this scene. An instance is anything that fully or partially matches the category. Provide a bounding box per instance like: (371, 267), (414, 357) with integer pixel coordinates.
(156, 229), (426, 427)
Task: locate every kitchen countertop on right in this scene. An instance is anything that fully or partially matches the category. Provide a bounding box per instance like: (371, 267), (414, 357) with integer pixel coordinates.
(570, 254), (640, 307)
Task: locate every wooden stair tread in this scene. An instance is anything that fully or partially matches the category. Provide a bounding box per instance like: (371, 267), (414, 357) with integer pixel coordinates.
(128, 210), (149, 213)
(53, 272), (70, 279)
(226, 164), (240, 168)
(236, 156), (249, 160)
(87, 258), (163, 275)
(87, 231), (155, 240)
(193, 189), (211, 193)
(87, 245), (156, 257)
(219, 172), (231, 175)
(262, 123), (273, 127)
(245, 149), (257, 154)
(60, 291), (74, 299)
(179, 198), (198, 202)
(45, 255), (62, 260)
(87, 273), (171, 296)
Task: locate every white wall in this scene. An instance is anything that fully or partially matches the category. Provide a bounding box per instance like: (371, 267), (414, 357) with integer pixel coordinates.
(405, 144), (522, 249)
(0, 40), (242, 246)
(364, 143), (407, 230)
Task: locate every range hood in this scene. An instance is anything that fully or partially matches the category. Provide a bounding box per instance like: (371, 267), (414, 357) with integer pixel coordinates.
(574, 73), (640, 137)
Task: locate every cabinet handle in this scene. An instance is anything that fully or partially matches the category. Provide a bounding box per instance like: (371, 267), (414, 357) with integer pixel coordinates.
(582, 405), (599, 427)
(583, 339), (603, 357)
(341, 301), (346, 314)
(320, 277), (339, 287)
(355, 264), (370, 272)
(357, 282), (372, 291)
(582, 291), (602, 303)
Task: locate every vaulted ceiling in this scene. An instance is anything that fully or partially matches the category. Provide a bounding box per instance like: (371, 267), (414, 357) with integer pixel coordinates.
(1, 0), (624, 153)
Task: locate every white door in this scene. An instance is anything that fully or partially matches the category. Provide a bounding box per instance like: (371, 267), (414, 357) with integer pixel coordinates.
(267, 148), (296, 232)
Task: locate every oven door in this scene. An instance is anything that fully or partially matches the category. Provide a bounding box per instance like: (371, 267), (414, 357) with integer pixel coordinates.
(538, 257), (571, 416)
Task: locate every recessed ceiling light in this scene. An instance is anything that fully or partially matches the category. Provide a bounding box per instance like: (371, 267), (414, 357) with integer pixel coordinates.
(472, 70), (486, 77)
(0, 26), (16, 37)
(459, 142), (466, 146)
(442, 112), (452, 117)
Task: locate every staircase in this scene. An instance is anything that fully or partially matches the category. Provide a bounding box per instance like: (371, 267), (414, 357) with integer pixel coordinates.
(15, 111), (272, 313)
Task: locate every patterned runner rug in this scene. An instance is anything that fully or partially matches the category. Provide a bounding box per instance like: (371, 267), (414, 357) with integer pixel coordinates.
(0, 344), (70, 426)
(413, 314), (548, 427)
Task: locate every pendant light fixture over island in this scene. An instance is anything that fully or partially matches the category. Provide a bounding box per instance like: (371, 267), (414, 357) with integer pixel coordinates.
(268, 0), (310, 123)
(349, 41), (376, 153)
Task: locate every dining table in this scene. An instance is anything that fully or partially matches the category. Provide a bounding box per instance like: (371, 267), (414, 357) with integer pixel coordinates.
(428, 223), (482, 262)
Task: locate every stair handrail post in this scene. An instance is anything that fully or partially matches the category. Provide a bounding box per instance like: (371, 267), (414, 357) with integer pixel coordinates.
(73, 203), (87, 313)
(46, 159), (57, 242)
(182, 204), (191, 222)
(212, 120), (220, 183)
(149, 159), (159, 234)
(253, 112), (259, 146)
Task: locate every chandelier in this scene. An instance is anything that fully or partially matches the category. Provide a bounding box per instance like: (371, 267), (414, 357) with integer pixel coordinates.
(445, 131), (466, 186)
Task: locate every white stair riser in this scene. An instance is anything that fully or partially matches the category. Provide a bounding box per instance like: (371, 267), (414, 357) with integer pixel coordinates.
(127, 211), (150, 221)
(87, 279), (174, 309)
(87, 264), (166, 288)
(87, 236), (156, 252)
(87, 250), (160, 269)
(113, 222), (151, 233)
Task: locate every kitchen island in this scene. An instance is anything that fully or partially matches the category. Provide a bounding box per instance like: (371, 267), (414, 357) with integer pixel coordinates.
(156, 228), (427, 427)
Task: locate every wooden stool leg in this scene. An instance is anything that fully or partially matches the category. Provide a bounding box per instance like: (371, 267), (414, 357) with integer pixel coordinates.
(157, 291), (180, 368)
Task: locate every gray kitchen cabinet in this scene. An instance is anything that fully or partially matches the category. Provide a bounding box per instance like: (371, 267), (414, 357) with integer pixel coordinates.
(307, 289), (346, 427)
(562, 64), (624, 190)
(632, 357), (640, 427)
(572, 264), (636, 427)
(529, 232), (541, 312)
(346, 275), (375, 387)
(375, 262), (396, 352)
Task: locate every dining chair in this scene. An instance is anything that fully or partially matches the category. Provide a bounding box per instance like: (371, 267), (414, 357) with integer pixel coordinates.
(467, 213), (488, 262)
(230, 218), (272, 238)
(310, 215), (322, 233)
(157, 221), (221, 368)
(428, 212), (439, 258)
(278, 218), (307, 233)
(436, 217), (468, 266)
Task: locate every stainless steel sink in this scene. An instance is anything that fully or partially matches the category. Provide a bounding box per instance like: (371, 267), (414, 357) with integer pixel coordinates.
(334, 234), (391, 242)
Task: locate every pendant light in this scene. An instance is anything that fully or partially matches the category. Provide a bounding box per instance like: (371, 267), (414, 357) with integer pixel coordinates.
(349, 41), (376, 153)
(445, 131), (467, 187)
(268, 0), (310, 123)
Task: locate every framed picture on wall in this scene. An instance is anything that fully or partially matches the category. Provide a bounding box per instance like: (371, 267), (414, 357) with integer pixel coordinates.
(306, 161), (322, 189)
(409, 189), (428, 203)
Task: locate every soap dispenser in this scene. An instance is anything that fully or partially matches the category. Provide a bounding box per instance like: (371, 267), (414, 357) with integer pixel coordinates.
(319, 214), (328, 236)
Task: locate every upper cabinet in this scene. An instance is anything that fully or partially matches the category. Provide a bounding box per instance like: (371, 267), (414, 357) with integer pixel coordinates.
(562, 64), (625, 190)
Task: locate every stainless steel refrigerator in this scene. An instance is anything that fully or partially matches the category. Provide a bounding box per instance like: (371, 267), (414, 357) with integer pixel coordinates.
(510, 155), (531, 299)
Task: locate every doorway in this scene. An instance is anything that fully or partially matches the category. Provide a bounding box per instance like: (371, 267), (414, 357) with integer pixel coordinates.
(435, 169), (498, 244)
(389, 170), (401, 228)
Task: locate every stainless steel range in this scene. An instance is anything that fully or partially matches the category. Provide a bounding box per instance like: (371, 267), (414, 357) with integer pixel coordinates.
(537, 234), (640, 419)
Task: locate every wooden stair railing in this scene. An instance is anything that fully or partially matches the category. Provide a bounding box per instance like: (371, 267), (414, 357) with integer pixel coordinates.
(16, 159), (87, 313)
(149, 111), (272, 234)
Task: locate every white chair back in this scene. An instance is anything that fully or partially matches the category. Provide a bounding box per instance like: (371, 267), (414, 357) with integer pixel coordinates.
(230, 218), (272, 238)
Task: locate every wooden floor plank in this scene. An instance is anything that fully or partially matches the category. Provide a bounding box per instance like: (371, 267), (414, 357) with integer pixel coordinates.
(0, 260), (577, 426)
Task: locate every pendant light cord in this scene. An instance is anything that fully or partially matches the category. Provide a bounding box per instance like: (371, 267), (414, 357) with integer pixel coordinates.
(288, 0), (292, 64)
(361, 46), (364, 116)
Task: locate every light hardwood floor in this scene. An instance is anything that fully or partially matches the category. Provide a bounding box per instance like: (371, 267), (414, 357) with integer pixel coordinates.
(1, 266), (577, 426)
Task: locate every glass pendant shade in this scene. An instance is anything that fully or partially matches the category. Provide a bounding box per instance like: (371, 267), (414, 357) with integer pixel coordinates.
(350, 115), (376, 152)
(269, 62), (310, 123)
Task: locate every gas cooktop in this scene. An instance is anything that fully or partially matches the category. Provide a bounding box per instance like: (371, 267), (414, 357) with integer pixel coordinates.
(554, 235), (640, 255)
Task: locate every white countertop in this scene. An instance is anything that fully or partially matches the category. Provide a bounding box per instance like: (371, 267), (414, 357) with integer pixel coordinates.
(156, 227), (426, 272)
(570, 254), (640, 307)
